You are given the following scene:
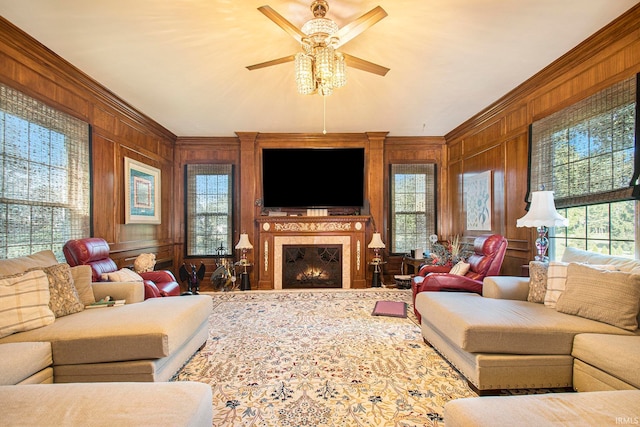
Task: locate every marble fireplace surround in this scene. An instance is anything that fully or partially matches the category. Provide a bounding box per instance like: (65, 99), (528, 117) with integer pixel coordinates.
(275, 235), (351, 289)
(255, 216), (370, 290)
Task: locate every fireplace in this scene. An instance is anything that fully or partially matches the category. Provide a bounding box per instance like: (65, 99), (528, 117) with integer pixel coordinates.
(282, 245), (342, 289)
(256, 216), (369, 290)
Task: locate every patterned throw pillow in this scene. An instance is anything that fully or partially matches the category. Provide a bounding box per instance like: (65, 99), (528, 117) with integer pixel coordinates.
(0, 270), (55, 338)
(40, 263), (84, 317)
(449, 261), (470, 276)
(527, 261), (548, 303)
(556, 263), (640, 331)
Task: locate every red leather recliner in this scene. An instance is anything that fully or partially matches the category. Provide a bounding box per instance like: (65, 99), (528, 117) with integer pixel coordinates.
(412, 234), (508, 322)
(63, 237), (181, 299)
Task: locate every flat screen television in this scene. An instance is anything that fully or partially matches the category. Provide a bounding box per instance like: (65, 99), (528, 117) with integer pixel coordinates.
(262, 148), (365, 208)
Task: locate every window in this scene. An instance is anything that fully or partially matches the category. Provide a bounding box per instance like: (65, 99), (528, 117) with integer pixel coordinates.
(185, 164), (233, 256)
(529, 74), (638, 259)
(0, 83), (91, 260)
(390, 164), (436, 254)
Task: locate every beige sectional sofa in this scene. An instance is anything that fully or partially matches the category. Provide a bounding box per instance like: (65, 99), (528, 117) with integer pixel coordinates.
(1, 341), (213, 426)
(415, 247), (640, 394)
(0, 250), (212, 383)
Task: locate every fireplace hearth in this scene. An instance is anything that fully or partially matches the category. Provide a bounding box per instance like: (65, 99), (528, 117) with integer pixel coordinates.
(282, 245), (342, 289)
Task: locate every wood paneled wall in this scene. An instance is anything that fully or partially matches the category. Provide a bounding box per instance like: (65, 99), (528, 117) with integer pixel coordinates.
(0, 17), (178, 272)
(2, 4), (639, 286)
(443, 5), (640, 275)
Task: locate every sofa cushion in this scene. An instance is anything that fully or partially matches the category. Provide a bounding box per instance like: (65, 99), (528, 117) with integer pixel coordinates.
(38, 263), (84, 317)
(572, 334), (640, 389)
(0, 250), (58, 276)
(70, 265), (95, 306)
(0, 295), (211, 364)
(563, 246), (640, 273)
(444, 390), (640, 427)
(449, 261), (470, 276)
(527, 260), (548, 303)
(557, 263), (640, 331)
(0, 270), (55, 339)
(1, 382), (213, 427)
(0, 341), (52, 385)
(415, 292), (635, 354)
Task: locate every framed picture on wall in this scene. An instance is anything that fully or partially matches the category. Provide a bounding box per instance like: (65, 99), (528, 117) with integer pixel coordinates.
(464, 170), (492, 231)
(124, 157), (161, 224)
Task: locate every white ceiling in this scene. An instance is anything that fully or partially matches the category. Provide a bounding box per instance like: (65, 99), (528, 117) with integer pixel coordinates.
(0, 0), (638, 137)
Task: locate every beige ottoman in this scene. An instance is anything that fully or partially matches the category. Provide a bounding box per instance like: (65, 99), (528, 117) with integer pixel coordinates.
(444, 390), (640, 426)
(2, 381), (213, 426)
(0, 342), (53, 385)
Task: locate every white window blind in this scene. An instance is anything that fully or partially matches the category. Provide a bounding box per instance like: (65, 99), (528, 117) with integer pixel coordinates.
(0, 83), (90, 259)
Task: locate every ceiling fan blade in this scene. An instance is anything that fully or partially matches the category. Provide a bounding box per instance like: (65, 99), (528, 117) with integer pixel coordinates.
(258, 5), (305, 43)
(246, 55), (296, 71)
(335, 6), (388, 48)
(342, 53), (389, 76)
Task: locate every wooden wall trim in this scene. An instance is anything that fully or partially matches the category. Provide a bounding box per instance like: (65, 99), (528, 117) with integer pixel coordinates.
(0, 16), (175, 142)
(445, 3), (640, 141)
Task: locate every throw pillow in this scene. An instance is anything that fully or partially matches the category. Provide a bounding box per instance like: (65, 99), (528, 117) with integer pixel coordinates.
(543, 261), (568, 308)
(544, 262), (618, 308)
(70, 265), (95, 306)
(40, 263), (84, 317)
(449, 261), (470, 276)
(101, 268), (144, 282)
(556, 263), (640, 331)
(0, 270), (55, 338)
(527, 261), (548, 303)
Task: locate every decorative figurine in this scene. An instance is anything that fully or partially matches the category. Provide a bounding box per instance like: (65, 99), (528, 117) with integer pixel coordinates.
(179, 262), (206, 295)
(210, 258), (236, 292)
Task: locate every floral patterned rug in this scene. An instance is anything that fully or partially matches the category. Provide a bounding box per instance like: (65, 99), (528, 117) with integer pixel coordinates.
(172, 289), (476, 426)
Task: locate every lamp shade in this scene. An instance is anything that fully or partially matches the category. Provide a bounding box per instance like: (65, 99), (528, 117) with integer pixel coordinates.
(516, 191), (569, 228)
(235, 233), (253, 250)
(368, 232), (386, 249)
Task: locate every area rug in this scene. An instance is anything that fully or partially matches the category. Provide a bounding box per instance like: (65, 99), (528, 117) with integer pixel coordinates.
(172, 289), (476, 426)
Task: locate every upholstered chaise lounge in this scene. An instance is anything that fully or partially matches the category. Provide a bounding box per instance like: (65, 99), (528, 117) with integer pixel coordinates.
(0, 250), (211, 383)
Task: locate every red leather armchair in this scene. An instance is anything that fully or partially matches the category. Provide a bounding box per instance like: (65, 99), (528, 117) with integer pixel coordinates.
(63, 237), (181, 299)
(412, 234), (508, 321)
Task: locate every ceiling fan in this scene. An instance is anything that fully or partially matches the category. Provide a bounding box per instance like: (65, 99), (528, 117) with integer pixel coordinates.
(246, 0), (389, 96)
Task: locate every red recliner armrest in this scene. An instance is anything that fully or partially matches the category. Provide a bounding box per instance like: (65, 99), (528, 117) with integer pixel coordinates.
(139, 271), (181, 297)
(417, 264), (452, 276)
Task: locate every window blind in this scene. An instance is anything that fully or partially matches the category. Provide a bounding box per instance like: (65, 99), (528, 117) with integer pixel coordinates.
(390, 163), (436, 254)
(528, 74), (638, 208)
(185, 164), (233, 256)
(0, 83), (90, 259)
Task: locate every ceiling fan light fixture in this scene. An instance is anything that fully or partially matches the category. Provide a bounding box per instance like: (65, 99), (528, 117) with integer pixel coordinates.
(295, 53), (315, 95)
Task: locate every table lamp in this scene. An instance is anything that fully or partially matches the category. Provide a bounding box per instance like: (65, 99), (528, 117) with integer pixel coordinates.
(235, 233), (253, 290)
(368, 232), (386, 287)
(516, 191), (568, 262)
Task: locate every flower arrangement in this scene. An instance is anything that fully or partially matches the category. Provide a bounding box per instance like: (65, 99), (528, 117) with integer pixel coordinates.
(428, 235), (473, 266)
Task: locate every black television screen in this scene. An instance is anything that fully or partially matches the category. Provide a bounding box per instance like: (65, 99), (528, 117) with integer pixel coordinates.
(262, 148), (365, 208)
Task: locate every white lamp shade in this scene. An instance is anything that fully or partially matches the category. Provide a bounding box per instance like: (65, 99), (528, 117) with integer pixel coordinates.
(235, 233), (253, 250)
(368, 232), (386, 249)
(516, 191), (569, 228)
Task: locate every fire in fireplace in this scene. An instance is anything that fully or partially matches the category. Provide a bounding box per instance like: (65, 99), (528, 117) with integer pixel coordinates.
(282, 245), (342, 288)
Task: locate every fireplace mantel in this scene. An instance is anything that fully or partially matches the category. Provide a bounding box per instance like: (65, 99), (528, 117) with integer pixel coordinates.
(255, 216), (370, 289)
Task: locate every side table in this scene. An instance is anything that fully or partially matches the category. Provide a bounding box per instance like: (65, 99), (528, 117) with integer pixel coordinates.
(369, 261), (387, 288)
(234, 262), (253, 291)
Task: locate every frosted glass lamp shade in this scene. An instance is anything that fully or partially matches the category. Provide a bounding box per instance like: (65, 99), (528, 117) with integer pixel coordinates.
(516, 191), (568, 228)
